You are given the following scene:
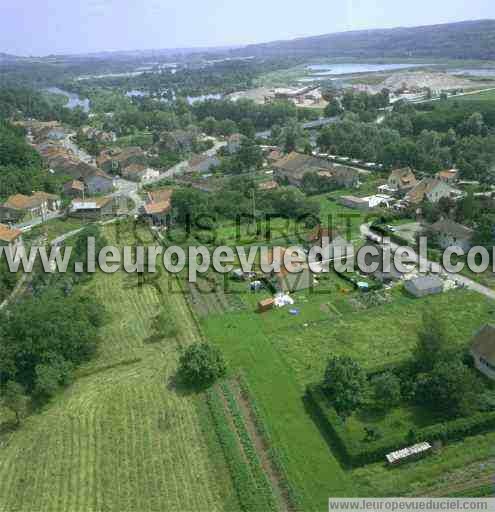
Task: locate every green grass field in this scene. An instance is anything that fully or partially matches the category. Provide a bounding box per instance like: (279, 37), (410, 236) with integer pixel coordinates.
(0, 225), (237, 512)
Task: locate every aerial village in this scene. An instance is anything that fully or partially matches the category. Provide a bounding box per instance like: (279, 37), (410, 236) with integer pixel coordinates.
(2, 41), (495, 506)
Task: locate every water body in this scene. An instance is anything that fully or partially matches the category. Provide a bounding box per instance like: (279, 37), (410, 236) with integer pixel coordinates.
(449, 68), (495, 77)
(306, 63), (427, 76)
(126, 89), (222, 104)
(45, 87), (90, 113)
(187, 93), (222, 104)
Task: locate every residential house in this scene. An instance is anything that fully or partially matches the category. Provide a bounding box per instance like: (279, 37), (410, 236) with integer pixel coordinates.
(430, 219), (474, 252)
(267, 149), (282, 164)
(122, 164), (160, 183)
(360, 245), (406, 284)
(84, 169), (114, 195)
(436, 168), (459, 185)
(0, 223), (23, 254)
(258, 180), (279, 191)
(69, 197), (114, 218)
(226, 133), (244, 154)
(261, 246), (313, 293)
(405, 178), (462, 205)
(388, 167), (417, 194)
(187, 154), (221, 174)
(98, 147), (147, 174)
(273, 152), (359, 188)
(81, 126), (116, 143)
(143, 188), (173, 226)
(470, 324), (495, 380)
(159, 129), (198, 153)
(404, 275), (444, 297)
(307, 226), (349, 262)
(0, 192), (61, 222)
(122, 163), (147, 182)
(63, 180), (85, 198)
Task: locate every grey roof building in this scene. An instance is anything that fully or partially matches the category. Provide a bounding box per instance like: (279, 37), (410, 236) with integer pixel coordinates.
(404, 275), (444, 298)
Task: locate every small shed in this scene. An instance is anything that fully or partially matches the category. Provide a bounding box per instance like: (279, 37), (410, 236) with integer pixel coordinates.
(386, 442), (432, 465)
(258, 298), (275, 313)
(404, 275), (443, 298)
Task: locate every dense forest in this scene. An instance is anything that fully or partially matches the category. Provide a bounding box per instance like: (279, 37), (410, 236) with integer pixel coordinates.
(234, 20), (495, 60)
(318, 98), (495, 182)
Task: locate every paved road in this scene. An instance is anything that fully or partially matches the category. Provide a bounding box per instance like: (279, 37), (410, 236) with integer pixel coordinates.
(360, 224), (495, 300)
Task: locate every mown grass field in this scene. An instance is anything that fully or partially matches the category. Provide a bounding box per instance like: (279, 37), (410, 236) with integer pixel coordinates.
(0, 225), (238, 512)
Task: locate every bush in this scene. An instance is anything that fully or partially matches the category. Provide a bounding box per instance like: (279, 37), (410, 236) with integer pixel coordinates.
(323, 356), (368, 418)
(178, 342), (227, 388)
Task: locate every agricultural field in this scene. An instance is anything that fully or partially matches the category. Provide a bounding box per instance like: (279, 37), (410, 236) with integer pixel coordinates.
(0, 225), (238, 512)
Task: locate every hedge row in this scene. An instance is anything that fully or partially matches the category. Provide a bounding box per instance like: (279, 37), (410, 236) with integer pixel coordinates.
(221, 382), (278, 512)
(307, 383), (495, 468)
(206, 388), (265, 512)
(238, 373), (303, 510)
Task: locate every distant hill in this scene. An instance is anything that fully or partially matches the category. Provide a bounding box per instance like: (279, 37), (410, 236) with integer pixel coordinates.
(0, 53), (23, 63)
(231, 20), (495, 61)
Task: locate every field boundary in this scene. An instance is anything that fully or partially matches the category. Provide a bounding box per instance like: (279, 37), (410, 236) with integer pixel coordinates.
(307, 383), (495, 468)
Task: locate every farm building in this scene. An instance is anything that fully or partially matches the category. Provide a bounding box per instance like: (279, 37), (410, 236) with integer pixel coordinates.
(69, 197), (113, 218)
(386, 442), (432, 465)
(273, 152), (359, 188)
(470, 324), (495, 380)
(404, 275), (444, 297)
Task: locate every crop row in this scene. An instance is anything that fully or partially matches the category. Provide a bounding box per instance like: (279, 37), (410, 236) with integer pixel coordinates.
(206, 388), (268, 512)
(237, 374), (303, 511)
(220, 382), (279, 512)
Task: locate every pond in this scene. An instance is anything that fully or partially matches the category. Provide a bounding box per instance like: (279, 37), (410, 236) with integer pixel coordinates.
(307, 62), (427, 75)
(45, 87), (90, 112)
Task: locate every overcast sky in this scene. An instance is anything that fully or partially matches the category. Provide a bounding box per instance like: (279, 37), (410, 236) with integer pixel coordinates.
(1, 0), (495, 56)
